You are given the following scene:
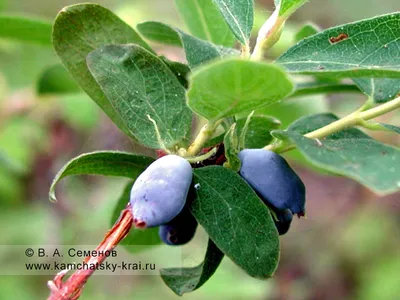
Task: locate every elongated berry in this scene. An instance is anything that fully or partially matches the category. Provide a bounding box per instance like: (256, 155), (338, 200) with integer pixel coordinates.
(238, 149), (306, 215)
(130, 155), (192, 228)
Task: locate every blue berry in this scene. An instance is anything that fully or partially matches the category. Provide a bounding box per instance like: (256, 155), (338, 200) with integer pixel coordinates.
(159, 208), (198, 246)
(238, 149), (306, 215)
(274, 209), (293, 235)
(130, 155), (192, 228)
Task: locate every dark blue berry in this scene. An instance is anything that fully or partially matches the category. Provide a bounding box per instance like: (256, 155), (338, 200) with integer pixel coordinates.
(130, 155), (192, 228)
(238, 149), (306, 215)
(274, 209), (293, 235)
(159, 208), (198, 246)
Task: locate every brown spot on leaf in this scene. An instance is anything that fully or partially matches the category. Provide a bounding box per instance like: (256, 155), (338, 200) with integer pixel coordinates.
(329, 33), (349, 44)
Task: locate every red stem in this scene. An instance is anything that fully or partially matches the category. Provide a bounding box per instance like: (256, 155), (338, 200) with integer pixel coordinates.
(47, 203), (133, 300)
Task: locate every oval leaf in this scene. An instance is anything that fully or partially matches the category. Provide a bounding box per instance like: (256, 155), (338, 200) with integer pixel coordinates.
(187, 58), (294, 121)
(160, 239), (224, 295)
(137, 21), (239, 68)
(53, 4), (153, 138)
(276, 13), (400, 78)
(136, 21), (182, 47)
(212, 0), (254, 44)
(49, 151), (154, 202)
(191, 166), (280, 279)
(174, 0), (235, 46)
(87, 44), (193, 149)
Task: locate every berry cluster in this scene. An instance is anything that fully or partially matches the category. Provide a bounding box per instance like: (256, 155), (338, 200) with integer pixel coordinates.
(129, 145), (306, 246)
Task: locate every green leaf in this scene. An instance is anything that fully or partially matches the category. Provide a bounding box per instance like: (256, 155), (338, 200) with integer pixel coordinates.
(0, 15), (52, 45)
(160, 239), (224, 295)
(237, 115), (281, 148)
(294, 22), (320, 42)
(137, 21), (239, 68)
(49, 151), (154, 202)
(291, 81), (361, 98)
(276, 13), (400, 78)
(162, 58), (190, 88)
(187, 58), (294, 121)
(191, 166), (280, 278)
(285, 13), (400, 103)
(174, 0), (235, 46)
(381, 123), (400, 135)
(180, 32), (239, 68)
(87, 44), (193, 149)
(53, 4), (153, 138)
(276, 112), (369, 169)
(223, 124), (241, 171)
(275, 0), (308, 17)
(136, 21), (182, 47)
(111, 181), (161, 252)
(273, 130), (400, 195)
(352, 78), (400, 103)
(212, 0), (254, 44)
(287, 113), (372, 139)
(37, 64), (80, 95)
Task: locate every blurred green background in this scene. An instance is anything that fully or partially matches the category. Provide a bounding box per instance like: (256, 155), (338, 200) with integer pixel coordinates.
(0, 0), (399, 299)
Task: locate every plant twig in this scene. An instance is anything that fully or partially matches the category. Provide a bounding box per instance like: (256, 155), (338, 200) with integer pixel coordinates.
(185, 147), (218, 163)
(47, 203), (133, 300)
(186, 120), (222, 157)
(265, 96), (400, 153)
(241, 43), (251, 58)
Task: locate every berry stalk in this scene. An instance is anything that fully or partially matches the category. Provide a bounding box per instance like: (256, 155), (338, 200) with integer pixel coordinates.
(47, 204), (133, 300)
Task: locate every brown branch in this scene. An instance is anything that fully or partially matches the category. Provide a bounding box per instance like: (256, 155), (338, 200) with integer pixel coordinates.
(47, 203), (133, 300)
